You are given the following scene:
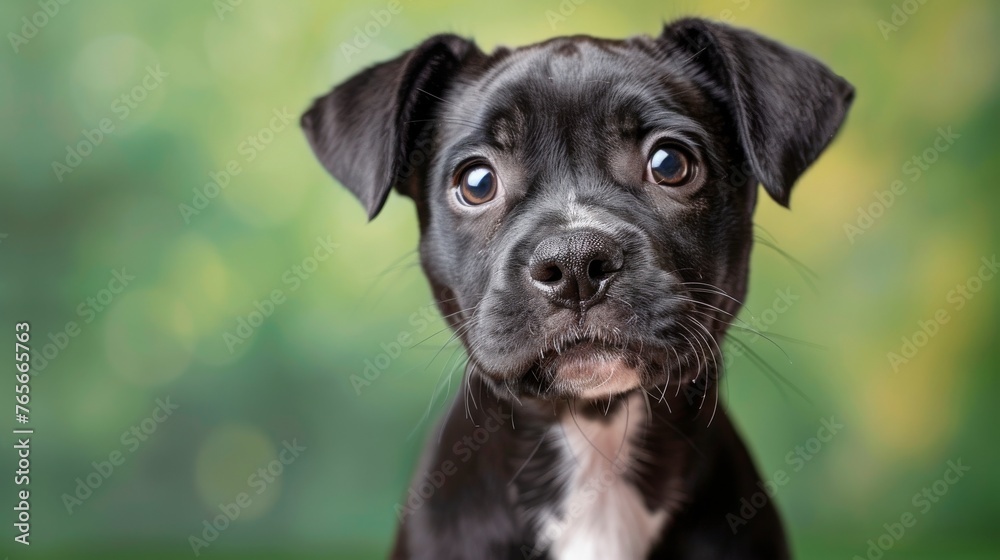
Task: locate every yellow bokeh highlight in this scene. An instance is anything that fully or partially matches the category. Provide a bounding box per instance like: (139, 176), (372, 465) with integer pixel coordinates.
(194, 424), (281, 522)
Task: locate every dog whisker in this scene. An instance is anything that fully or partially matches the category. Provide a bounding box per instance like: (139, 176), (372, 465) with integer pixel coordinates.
(411, 348), (470, 442)
(677, 323), (707, 384)
(683, 317), (717, 414)
(679, 281), (748, 309)
(675, 295), (792, 364)
(505, 379), (524, 409)
(732, 328), (828, 350)
(507, 431), (548, 487)
(689, 317), (725, 426)
(715, 321), (792, 364)
(728, 338), (813, 405)
(752, 228), (821, 294)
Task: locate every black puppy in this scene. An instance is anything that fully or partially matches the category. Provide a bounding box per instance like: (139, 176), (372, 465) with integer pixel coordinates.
(302, 18), (852, 560)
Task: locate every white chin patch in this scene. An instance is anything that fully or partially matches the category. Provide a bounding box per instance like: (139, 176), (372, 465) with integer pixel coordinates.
(553, 355), (641, 399)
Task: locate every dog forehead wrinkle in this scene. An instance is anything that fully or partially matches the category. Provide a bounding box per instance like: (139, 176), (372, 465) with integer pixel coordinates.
(448, 58), (699, 168)
(532, 39), (633, 82)
(462, 43), (644, 119)
(486, 103), (528, 150)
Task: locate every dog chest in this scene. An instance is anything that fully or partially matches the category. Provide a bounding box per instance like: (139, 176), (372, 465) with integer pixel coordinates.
(532, 395), (668, 560)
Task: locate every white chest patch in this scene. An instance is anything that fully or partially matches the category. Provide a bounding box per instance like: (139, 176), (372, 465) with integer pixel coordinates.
(534, 394), (668, 560)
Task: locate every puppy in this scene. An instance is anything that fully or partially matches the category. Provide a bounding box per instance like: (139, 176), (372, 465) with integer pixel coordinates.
(302, 17), (852, 560)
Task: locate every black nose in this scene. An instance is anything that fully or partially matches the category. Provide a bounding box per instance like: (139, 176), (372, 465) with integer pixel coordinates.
(528, 231), (624, 308)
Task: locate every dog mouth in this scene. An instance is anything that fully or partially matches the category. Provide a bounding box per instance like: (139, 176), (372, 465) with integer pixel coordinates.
(512, 333), (652, 399)
(468, 292), (709, 400)
(538, 335), (638, 364)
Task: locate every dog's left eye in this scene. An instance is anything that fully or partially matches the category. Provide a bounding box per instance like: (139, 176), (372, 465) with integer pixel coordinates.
(646, 145), (693, 186)
(455, 164), (498, 206)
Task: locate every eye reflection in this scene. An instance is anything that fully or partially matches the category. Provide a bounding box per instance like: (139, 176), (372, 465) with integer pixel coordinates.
(647, 146), (692, 186)
(457, 164), (498, 205)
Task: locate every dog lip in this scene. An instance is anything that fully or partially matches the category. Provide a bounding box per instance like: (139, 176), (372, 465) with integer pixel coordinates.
(541, 336), (619, 359)
(475, 336), (631, 380)
(540, 344), (644, 398)
(537, 336), (642, 369)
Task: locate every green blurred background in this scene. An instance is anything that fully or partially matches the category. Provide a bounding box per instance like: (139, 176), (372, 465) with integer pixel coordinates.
(1, 0), (998, 558)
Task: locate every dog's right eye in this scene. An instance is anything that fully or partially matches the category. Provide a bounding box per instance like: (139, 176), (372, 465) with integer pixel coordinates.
(455, 164), (498, 206)
(646, 145), (693, 187)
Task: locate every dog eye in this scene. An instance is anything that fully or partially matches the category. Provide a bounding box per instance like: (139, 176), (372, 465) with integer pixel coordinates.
(456, 164), (498, 206)
(646, 145), (692, 186)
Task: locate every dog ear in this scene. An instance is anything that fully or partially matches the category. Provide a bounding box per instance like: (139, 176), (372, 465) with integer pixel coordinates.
(661, 19), (854, 207)
(301, 34), (482, 219)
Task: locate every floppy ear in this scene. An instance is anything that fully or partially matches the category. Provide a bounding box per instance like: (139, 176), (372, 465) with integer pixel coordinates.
(661, 19), (854, 207)
(301, 34), (482, 219)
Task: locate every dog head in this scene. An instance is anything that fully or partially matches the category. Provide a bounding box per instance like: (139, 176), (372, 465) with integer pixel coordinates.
(302, 19), (853, 401)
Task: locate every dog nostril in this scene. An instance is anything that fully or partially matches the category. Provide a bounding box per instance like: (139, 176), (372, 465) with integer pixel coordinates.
(542, 266), (563, 283)
(531, 263), (564, 284)
(529, 231), (624, 307)
(587, 259), (613, 281)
